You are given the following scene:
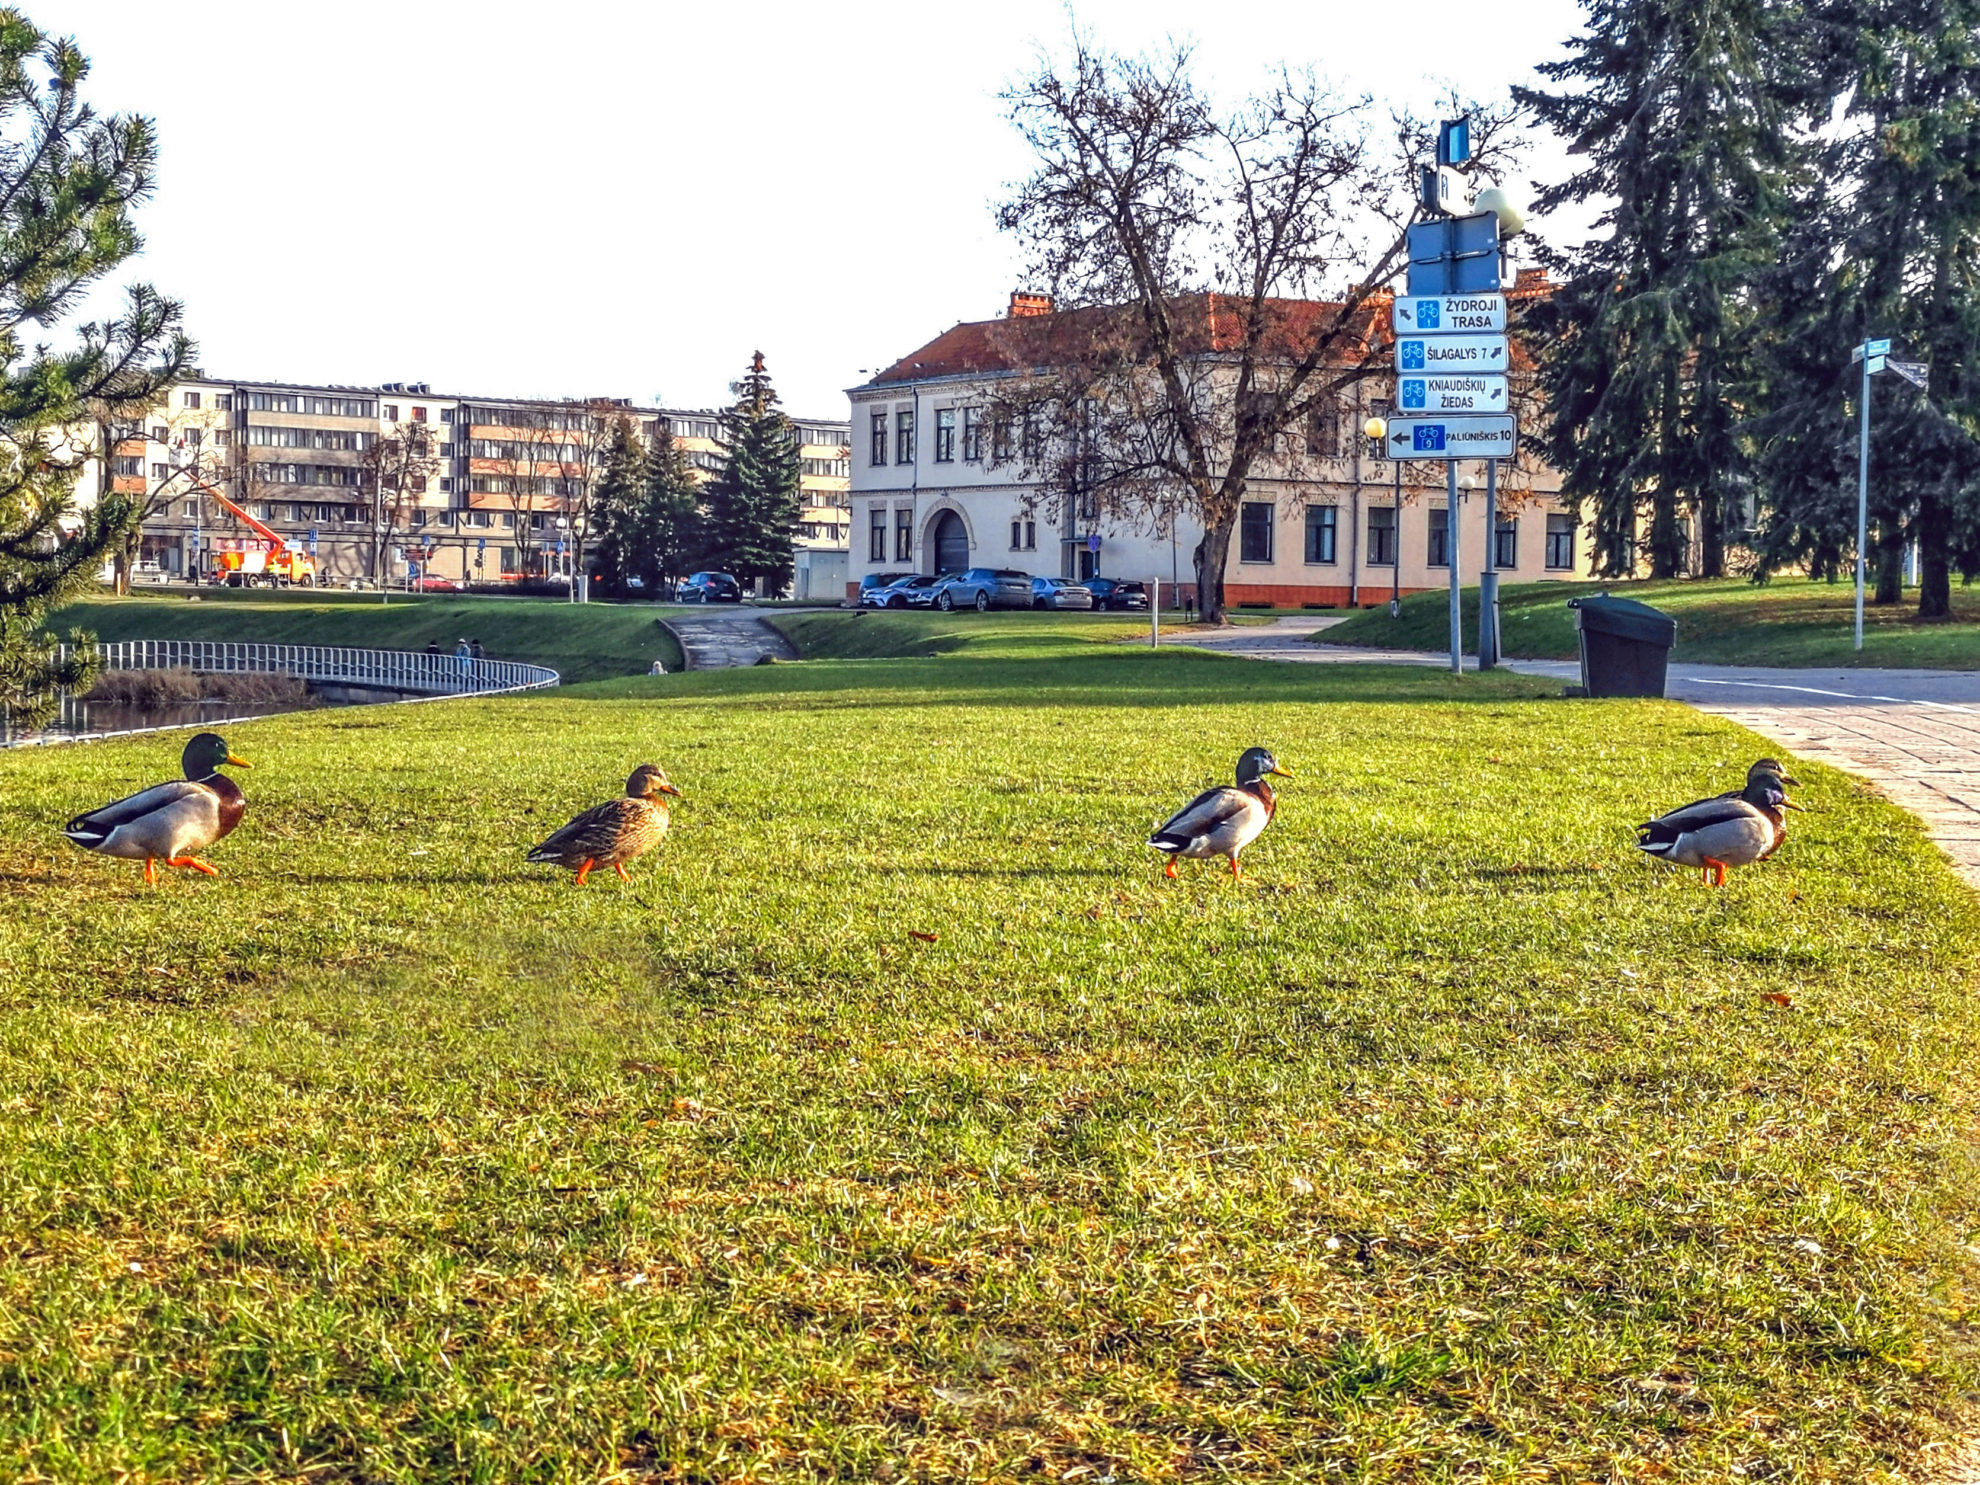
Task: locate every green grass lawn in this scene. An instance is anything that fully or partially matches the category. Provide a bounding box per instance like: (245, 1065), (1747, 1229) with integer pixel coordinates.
(1320, 576), (1980, 669)
(3, 616), (1979, 1480)
(51, 589), (687, 682)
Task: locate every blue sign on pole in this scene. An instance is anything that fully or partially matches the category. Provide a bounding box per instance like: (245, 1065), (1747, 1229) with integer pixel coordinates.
(1413, 425), (1448, 453)
(476, 537), (486, 551)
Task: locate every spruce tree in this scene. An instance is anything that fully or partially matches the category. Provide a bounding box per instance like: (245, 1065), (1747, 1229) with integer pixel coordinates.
(642, 424), (703, 594)
(588, 418), (648, 594)
(1751, 0), (1980, 618)
(1517, 0), (1797, 578)
(700, 352), (803, 596)
(0, 15), (191, 727)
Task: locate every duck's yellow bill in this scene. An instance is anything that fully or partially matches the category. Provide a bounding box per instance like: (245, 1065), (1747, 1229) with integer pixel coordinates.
(1270, 764), (1295, 778)
(226, 753), (252, 768)
(658, 782), (682, 797)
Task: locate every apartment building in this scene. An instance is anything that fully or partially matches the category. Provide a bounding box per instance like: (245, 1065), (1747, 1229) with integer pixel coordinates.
(848, 282), (1592, 605)
(82, 375), (850, 588)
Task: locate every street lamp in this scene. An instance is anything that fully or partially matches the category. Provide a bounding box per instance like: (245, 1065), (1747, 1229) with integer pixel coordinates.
(1364, 414), (1403, 618)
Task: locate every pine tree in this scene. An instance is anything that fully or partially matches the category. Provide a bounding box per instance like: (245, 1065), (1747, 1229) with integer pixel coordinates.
(700, 352), (803, 595)
(1751, 0), (1980, 618)
(642, 425), (703, 594)
(588, 418), (648, 594)
(1517, 0), (1798, 578)
(0, 16), (191, 727)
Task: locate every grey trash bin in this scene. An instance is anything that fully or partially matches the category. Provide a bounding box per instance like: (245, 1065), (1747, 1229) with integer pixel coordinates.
(1568, 593), (1677, 698)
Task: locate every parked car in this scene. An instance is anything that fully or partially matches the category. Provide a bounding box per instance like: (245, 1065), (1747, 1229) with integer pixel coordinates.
(1085, 577), (1151, 611)
(857, 571), (913, 606)
(414, 575), (462, 592)
(876, 573), (951, 609)
(935, 568), (1034, 611)
(675, 571), (743, 603)
(1030, 576), (1095, 611)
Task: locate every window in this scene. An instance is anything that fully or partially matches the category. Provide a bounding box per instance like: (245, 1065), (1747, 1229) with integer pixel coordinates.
(1546, 512), (1576, 570)
(1494, 516), (1517, 570)
(150, 426), (167, 443)
(184, 391), (201, 410)
(894, 508), (913, 563)
(1305, 406), (1340, 457)
(962, 407), (982, 462)
(1009, 519), (1036, 550)
(215, 430), (230, 447)
(1240, 502), (1274, 563)
(1428, 508), (1450, 567)
(382, 404), (399, 421)
(991, 416), (1012, 464)
(934, 407), (955, 463)
(440, 477), (454, 494)
(870, 412), (887, 467)
(113, 454), (142, 477)
(1305, 505), (1338, 564)
(1368, 506), (1397, 566)
(411, 406), (428, 422)
(895, 408), (914, 465)
(214, 394), (232, 412)
(501, 512), (516, 528)
(411, 475), (428, 494)
(441, 408), (455, 423)
(869, 506), (886, 562)
(181, 500), (198, 518)
(150, 462), (169, 480)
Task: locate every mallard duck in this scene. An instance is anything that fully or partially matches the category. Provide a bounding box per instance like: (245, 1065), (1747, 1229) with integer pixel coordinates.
(527, 764), (680, 884)
(1720, 759), (1800, 859)
(62, 731), (250, 885)
(1150, 747), (1293, 881)
(1637, 772), (1800, 885)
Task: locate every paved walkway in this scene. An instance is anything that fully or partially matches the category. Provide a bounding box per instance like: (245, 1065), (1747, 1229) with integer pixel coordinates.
(1172, 616), (1980, 890)
(660, 609), (801, 670)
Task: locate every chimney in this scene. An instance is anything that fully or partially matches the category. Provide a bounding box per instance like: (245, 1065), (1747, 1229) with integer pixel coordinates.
(1008, 290), (1055, 318)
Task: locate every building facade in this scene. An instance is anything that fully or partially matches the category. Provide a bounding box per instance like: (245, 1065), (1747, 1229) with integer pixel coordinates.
(81, 376), (849, 589)
(848, 286), (1595, 605)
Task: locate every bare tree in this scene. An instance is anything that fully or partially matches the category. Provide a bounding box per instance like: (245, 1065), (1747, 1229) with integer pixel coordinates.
(92, 396), (228, 592)
(991, 38), (1520, 622)
(360, 421), (441, 581)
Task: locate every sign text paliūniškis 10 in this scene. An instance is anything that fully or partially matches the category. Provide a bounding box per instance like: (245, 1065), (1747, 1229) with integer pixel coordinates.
(1384, 415), (1517, 461)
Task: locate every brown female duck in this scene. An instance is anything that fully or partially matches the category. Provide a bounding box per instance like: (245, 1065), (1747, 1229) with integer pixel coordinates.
(527, 763), (680, 884)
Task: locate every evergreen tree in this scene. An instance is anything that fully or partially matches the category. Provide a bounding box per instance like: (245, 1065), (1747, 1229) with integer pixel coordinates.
(1751, 0), (1980, 618)
(588, 418), (648, 594)
(0, 15), (191, 727)
(1517, 0), (1798, 578)
(642, 423), (703, 593)
(700, 352), (803, 595)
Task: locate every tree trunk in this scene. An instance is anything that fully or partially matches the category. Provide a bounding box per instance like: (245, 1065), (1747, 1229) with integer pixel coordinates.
(1697, 492), (1724, 580)
(1916, 490), (1952, 619)
(1193, 503), (1239, 625)
(1647, 482), (1683, 578)
(1594, 491), (1636, 578)
(1872, 520), (1904, 604)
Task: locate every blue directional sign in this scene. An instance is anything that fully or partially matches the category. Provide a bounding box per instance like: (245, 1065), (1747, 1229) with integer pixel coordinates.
(1407, 211), (1501, 296)
(1385, 415), (1517, 461)
(476, 537), (486, 551)
(1394, 334), (1508, 374)
(1392, 294), (1506, 334)
(1400, 374), (1509, 414)
(1437, 117), (1471, 168)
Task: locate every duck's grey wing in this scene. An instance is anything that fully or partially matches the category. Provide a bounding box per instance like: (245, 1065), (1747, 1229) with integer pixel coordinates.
(1638, 798), (1759, 848)
(527, 798), (637, 863)
(1151, 786), (1248, 847)
(63, 780), (206, 847)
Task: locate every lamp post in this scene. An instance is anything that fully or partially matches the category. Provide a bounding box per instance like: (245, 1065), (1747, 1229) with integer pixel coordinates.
(1363, 414), (1402, 617)
(555, 516), (570, 598)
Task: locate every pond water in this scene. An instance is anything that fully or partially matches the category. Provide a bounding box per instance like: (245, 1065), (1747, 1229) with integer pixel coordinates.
(2, 692), (327, 746)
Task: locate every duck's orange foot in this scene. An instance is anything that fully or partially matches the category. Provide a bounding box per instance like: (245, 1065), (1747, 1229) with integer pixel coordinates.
(614, 862), (632, 882)
(1229, 856), (1245, 881)
(574, 859), (596, 886)
(1163, 858), (1179, 880)
(1704, 856), (1728, 888)
(143, 858), (157, 886)
(167, 856), (219, 877)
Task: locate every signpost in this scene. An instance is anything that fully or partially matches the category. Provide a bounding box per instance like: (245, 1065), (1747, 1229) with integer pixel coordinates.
(1850, 338), (1928, 650)
(1400, 116), (1524, 672)
(1399, 374), (1509, 414)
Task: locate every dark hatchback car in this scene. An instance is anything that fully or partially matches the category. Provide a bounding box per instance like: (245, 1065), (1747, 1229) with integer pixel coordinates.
(876, 573), (951, 609)
(675, 571), (743, 603)
(1085, 577), (1151, 611)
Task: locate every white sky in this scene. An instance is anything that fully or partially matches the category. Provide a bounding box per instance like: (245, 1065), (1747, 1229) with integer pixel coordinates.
(42, 0), (1586, 420)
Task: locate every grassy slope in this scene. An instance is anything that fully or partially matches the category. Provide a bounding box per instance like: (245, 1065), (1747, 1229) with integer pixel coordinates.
(1320, 576), (1980, 668)
(51, 590), (686, 682)
(2, 621), (1978, 1480)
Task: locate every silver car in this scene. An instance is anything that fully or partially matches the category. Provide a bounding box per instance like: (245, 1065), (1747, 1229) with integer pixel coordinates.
(1031, 576), (1095, 610)
(934, 568), (1035, 611)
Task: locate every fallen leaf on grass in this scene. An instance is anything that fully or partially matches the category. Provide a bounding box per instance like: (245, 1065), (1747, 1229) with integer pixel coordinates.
(908, 930), (939, 943)
(1761, 992), (1794, 1008)
(670, 1098), (711, 1121)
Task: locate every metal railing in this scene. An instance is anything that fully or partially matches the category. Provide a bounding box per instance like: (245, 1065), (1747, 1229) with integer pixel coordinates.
(57, 640), (560, 698)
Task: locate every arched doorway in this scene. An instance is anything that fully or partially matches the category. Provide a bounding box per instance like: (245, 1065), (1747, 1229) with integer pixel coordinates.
(931, 510), (970, 574)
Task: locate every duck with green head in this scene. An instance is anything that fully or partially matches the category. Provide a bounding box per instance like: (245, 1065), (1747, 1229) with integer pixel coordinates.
(1638, 768), (1801, 886)
(1149, 746), (1293, 881)
(527, 764), (681, 884)
(62, 731), (250, 885)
